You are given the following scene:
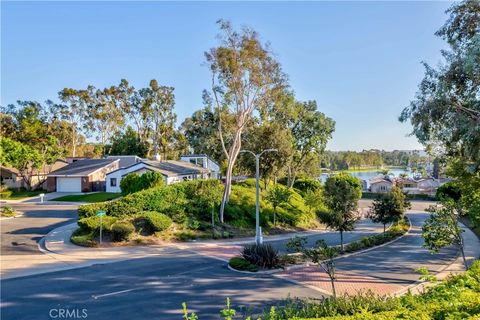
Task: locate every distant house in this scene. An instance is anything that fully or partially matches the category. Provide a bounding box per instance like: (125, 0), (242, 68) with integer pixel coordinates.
(1, 160), (68, 190)
(395, 177), (418, 189)
(46, 159), (120, 192)
(369, 175), (393, 193)
(105, 160), (211, 193)
(106, 155), (142, 168)
(180, 154), (221, 179)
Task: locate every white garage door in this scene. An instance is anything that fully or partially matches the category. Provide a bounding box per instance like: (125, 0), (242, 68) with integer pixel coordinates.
(56, 177), (82, 192)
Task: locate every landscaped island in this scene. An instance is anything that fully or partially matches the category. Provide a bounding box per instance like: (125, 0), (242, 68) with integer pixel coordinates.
(73, 178), (327, 246)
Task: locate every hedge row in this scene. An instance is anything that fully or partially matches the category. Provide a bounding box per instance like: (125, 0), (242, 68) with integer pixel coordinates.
(78, 179), (320, 229)
(344, 217), (409, 253)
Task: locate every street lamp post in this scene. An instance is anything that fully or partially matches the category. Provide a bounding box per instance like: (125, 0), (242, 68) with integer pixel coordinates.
(240, 148), (277, 245)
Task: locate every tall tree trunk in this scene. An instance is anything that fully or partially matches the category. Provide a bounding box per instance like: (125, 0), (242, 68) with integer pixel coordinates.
(330, 276), (336, 298)
(72, 129), (77, 157)
(287, 166), (296, 188)
(219, 130), (242, 223)
(273, 206), (277, 226)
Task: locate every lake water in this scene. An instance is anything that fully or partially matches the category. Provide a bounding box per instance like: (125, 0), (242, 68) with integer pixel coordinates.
(319, 168), (411, 184)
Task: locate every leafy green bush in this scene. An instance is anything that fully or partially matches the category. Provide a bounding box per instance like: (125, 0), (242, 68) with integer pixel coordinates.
(141, 211), (172, 232)
(0, 189), (13, 199)
(120, 171), (164, 196)
(80, 178), (319, 233)
(70, 228), (96, 247)
(77, 216), (117, 233)
(1, 206), (16, 217)
(77, 203), (108, 219)
(293, 178), (322, 195)
(342, 218), (409, 254)
(242, 243), (279, 269)
(228, 256), (258, 272)
(286, 236), (308, 253)
(111, 222), (135, 242)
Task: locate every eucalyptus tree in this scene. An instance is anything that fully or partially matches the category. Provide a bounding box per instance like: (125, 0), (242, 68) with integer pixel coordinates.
(271, 97), (335, 187)
(89, 85), (126, 156)
(138, 80), (177, 159)
(58, 87), (91, 157)
(399, 0), (480, 170)
(205, 20), (287, 222)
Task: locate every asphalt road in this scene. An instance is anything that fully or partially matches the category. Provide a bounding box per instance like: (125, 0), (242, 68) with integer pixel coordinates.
(0, 251), (324, 320)
(334, 212), (458, 283)
(268, 218), (386, 253)
(1, 202), (457, 320)
(0, 203), (78, 255)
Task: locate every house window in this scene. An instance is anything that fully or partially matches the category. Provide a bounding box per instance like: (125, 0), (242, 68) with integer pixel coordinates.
(189, 159), (196, 165)
(110, 178), (117, 187)
(196, 158), (204, 167)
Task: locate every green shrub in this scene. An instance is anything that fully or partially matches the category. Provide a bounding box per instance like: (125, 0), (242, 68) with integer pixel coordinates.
(293, 178), (322, 195)
(120, 171), (164, 196)
(228, 256), (258, 272)
(242, 243), (279, 269)
(141, 211), (172, 232)
(344, 241), (364, 253)
(361, 237), (372, 248)
(77, 203), (108, 219)
(286, 236), (308, 253)
(77, 216), (117, 233)
(1, 206), (16, 217)
(70, 228), (96, 247)
(0, 189), (13, 199)
(111, 222), (135, 242)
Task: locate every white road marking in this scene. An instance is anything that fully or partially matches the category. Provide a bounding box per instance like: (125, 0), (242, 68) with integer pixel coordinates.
(92, 288), (138, 299)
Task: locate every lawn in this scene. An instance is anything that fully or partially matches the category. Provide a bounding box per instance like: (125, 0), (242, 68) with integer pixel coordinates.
(0, 190), (46, 200)
(50, 192), (121, 203)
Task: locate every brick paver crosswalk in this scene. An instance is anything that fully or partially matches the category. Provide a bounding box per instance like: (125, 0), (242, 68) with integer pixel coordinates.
(276, 265), (404, 296)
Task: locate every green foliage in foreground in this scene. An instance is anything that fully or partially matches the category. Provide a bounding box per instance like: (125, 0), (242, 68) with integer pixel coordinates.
(183, 260), (480, 319)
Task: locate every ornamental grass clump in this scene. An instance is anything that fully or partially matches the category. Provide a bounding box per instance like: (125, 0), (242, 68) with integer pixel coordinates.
(241, 243), (279, 269)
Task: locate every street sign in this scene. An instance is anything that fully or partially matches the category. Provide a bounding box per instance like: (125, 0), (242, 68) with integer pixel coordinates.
(96, 211), (106, 245)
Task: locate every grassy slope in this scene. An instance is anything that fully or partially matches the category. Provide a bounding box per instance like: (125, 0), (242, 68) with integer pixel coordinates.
(51, 192), (121, 203)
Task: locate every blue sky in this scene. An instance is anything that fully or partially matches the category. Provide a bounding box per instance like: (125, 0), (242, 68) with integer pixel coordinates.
(1, 1), (451, 151)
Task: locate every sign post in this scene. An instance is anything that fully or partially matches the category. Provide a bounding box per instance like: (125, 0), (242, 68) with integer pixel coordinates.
(96, 211), (106, 245)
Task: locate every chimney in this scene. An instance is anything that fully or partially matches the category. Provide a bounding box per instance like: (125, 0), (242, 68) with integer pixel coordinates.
(153, 153), (161, 161)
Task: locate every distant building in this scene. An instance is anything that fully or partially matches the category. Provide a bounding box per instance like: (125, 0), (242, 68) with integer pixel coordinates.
(46, 159), (120, 192)
(105, 160), (211, 193)
(369, 175), (393, 193)
(180, 154), (220, 179)
(1, 160), (68, 190)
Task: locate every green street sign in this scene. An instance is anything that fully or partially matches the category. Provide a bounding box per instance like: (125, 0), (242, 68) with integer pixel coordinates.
(96, 211), (106, 217)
